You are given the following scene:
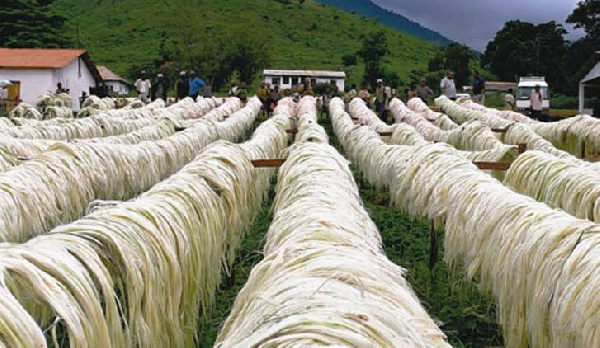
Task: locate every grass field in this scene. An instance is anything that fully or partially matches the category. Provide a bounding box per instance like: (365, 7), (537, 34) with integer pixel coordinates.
(54, 0), (438, 86)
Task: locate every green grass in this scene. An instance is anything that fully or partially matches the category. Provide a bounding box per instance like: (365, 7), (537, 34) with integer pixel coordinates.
(53, 0), (438, 86)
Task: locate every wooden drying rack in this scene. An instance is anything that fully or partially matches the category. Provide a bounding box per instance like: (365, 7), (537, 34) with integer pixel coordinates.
(252, 139), (527, 171)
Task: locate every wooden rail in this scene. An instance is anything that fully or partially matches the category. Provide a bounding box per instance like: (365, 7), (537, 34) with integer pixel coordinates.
(251, 159), (286, 168)
(253, 144), (528, 171)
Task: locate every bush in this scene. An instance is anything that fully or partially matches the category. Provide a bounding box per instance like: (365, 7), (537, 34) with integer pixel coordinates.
(551, 93), (578, 109)
(313, 83), (334, 95)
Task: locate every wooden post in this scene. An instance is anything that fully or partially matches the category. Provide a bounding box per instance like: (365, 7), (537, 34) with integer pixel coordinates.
(581, 140), (587, 159)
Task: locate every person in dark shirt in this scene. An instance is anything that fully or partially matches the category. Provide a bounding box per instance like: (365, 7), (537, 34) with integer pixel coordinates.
(153, 73), (168, 101)
(472, 70), (486, 105)
(236, 82), (248, 104)
(269, 85), (282, 115)
(176, 71), (189, 101)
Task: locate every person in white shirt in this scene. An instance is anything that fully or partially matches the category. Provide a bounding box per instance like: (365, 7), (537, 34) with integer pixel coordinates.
(504, 89), (515, 110)
(530, 85), (544, 121)
(135, 71), (151, 103)
(440, 70), (457, 100)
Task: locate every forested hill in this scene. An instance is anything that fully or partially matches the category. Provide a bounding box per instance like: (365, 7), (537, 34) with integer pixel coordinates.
(315, 0), (453, 46)
(52, 0), (438, 85)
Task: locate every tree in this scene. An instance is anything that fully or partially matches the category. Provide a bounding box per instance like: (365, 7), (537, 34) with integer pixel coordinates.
(567, 0), (600, 38)
(166, 11), (270, 91)
(444, 43), (471, 88)
(357, 31), (390, 87)
(0, 0), (72, 48)
(341, 54), (357, 67)
(482, 20), (568, 91)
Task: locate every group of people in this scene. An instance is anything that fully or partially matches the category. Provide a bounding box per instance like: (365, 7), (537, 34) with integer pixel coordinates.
(438, 70), (486, 104)
(134, 70), (216, 103)
(257, 83), (283, 116)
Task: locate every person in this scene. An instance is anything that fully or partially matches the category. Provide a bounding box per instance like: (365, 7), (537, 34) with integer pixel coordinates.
(415, 78), (433, 102)
(440, 70), (457, 100)
(530, 84), (544, 121)
(135, 71), (151, 103)
(269, 85), (282, 115)
(300, 79), (313, 97)
(153, 73), (168, 101)
(504, 89), (515, 111)
(229, 83), (238, 96)
(346, 84), (357, 100)
(0, 81), (10, 118)
(176, 71), (189, 101)
(391, 83), (398, 100)
(404, 88), (416, 102)
(321, 85), (333, 117)
(79, 91), (88, 110)
(258, 83), (270, 115)
(236, 82), (248, 104)
(472, 70), (486, 105)
(202, 79), (213, 98)
(375, 79), (388, 120)
(55, 82), (67, 95)
(359, 83), (370, 106)
(188, 71), (206, 100)
(383, 82), (392, 122)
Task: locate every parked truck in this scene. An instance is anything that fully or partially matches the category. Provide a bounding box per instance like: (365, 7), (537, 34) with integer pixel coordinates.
(516, 76), (550, 115)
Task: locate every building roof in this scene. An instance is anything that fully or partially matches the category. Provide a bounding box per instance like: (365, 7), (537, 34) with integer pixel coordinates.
(97, 65), (129, 84)
(581, 52), (600, 85)
(0, 48), (102, 84)
(0, 48), (88, 69)
(264, 69), (345, 78)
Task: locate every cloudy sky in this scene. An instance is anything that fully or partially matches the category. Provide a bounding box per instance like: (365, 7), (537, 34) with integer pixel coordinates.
(372, 0), (585, 51)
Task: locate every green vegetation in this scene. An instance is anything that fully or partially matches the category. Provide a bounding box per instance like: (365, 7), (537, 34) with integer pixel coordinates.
(1, 0), (71, 48)
(52, 0), (439, 88)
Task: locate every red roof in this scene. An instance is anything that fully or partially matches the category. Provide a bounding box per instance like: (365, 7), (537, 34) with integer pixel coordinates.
(0, 48), (87, 70)
(97, 65), (129, 83)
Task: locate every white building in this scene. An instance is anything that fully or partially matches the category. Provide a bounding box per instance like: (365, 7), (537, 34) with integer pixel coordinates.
(0, 48), (101, 111)
(579, 51), (600, 116)
(98, 65), (130, 95)
(263, 69), (345, 91)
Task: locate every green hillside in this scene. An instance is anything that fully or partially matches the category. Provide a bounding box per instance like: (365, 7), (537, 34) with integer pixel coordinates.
(53, 0), (437, 87)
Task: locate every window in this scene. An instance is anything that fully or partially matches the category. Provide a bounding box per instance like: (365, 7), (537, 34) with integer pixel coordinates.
(311, 78), (317, 86)
(517, 87), (549, 100)
(272, 77), (280, 85)
(283, 76), (290, 84)
(330, 79), (336, 86)
(291, 77), (299, 85)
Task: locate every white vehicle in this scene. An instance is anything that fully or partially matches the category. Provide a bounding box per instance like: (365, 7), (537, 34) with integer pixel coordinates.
(516, 77), (550, 114)
(455, 93), (471, 101)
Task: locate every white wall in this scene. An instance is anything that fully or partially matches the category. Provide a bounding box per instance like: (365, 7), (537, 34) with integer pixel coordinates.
(264, 75), (344, 92)
(0, 69), (53, 107)
(0, 57), (97, 112)
(106, 81), (129, 95)
(54, 58), (97, 111)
